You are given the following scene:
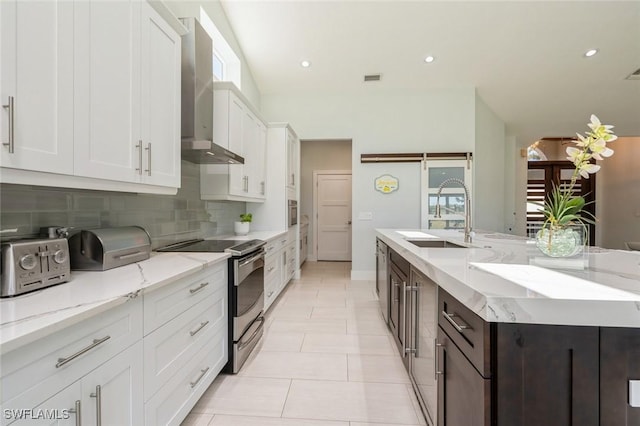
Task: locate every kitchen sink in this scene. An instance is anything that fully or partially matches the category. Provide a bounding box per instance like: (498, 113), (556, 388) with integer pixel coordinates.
(407, 240), (467, 248)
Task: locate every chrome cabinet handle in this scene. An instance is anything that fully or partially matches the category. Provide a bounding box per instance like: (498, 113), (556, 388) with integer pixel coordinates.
(135, 141), (143, 175)
(69, 400), (81, 426)
(90, 385), (102, 426)
(190, 367), (210, 388)
(261, 181), (265, 195)
(56, 336), (111, 368)
(392, 279), (399, 303)
(267, 266), (275, 272)
(189, 320), (209, 337)
(435, 340), (444, 380)
(401, 281), (408, 357)
(3, 96), (14, 153)
(267, 291), (274, 297)
(189, 282), (209, 294)
(145, 143), (152, 176)
(441, 310), (472, 333)
(292, 173), (295, 186)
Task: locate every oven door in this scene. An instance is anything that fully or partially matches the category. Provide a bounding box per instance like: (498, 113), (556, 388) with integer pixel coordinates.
(232, 249), (265, 340)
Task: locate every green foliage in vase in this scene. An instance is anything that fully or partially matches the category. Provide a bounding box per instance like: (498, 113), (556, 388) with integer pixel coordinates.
(239, 213), (253, 223)
(537, 115), (617, 231)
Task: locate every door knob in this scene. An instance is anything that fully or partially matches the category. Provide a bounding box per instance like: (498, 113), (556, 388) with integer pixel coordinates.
(347, 220), (352, 225)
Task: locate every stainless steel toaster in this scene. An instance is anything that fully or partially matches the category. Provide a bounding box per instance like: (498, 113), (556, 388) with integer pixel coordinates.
(69, 226), (152, 271)
(1, 237), (71, 297)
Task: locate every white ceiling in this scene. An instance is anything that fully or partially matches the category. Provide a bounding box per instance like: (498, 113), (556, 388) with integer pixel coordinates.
(219, 0), (640, 145)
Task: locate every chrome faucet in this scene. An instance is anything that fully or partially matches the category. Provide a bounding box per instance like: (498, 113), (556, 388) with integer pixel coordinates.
(434, 178), (472, 243)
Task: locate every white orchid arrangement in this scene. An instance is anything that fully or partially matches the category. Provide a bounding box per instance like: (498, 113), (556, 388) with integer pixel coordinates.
(539, 114), (617, 231)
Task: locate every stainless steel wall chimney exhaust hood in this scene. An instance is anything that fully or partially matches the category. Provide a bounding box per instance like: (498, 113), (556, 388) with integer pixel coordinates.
(179, 17), (244, 165)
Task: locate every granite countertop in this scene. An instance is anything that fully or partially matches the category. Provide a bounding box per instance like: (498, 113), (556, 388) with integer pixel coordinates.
(0, 251), (230, 354)
(376, 229), (640, 328)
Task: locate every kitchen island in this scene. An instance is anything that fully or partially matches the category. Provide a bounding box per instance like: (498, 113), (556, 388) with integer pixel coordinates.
(376, 229), (640, 426)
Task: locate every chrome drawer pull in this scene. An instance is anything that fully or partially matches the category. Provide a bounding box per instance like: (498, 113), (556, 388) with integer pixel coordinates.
(145, 142), (152, 176)
(189, 320), (209, 337)
(267, 266), (275, 272)
(441, 310), (472, 333)
(435, 341), (444, 380)
(3, 96), (14, 153)
(135, 141), (143, 175)
(189, 282), (209, 294)
(190, 367), (210, 388)
(56, 336), (111, 368)
(68, 400), (81, 426)
(89, 385), (102, 426)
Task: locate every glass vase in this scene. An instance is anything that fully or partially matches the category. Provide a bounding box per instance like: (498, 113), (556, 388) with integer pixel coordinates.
(535, 226), (584, 258)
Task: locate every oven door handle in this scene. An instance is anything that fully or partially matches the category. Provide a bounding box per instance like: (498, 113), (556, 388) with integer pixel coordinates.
(238, 316), (265, 350)
(239, 251), (264, 268)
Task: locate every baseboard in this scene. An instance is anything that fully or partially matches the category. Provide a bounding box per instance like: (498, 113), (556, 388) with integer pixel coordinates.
(350, 270), (375, 281)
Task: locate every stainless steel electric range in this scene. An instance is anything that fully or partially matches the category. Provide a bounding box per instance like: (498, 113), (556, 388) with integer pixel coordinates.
(157, 238), (266, 373)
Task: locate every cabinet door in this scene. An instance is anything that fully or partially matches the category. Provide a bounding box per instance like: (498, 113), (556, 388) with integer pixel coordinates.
(228, 93), (245, 196)
(495, 323), (599, 426)
(437, 327), (490, 426)
(25, 382), (83, 426)
(286, 130), (297, 189)
(139, 1), (180, 188)
(82, 342), (143, 426)
(74, 0), (141, 183)
(0, 0), (74, 174)
(409, 268), (438, 424)
(600, 327), (640, 426)
(241, 109), (256, 196)
(389, 264), (407, 356)
(253, 122), (267, 198)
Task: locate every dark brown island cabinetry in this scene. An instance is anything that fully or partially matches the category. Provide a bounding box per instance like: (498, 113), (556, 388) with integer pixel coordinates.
(389, 249), (410, 356)
(437, 288), (640, 426)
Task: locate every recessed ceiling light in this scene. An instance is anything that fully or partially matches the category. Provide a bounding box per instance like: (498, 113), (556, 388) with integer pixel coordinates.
(584, 49), (598, 57)
(301, 60), (311, 68)
(424, 56), (435, 63)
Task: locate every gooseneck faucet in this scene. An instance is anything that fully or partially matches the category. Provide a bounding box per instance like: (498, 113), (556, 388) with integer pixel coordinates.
(434, 178), (472, 243)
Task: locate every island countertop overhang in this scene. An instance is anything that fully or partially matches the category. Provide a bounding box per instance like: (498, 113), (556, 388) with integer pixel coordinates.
(376, 229), (640, 328)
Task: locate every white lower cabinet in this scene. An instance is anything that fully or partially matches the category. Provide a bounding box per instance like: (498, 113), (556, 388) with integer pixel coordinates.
(1, 261), (229, 426)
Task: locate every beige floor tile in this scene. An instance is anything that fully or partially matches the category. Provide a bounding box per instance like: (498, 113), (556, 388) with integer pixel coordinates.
(280, 295), (347, 308)
(268, 305), (314, 319)
(282, 380), (423, 424)
(258, 332), (305, 352)
(302, 333), (396, 355)
(240, 351), (348, 381)
(180, 413), (213, 426)
(210, 415), (348, 426)
(311, 306), (382, 320)
(405, 384), (429, 425)
(269, 318), (347, 334)
(191, 375), (291, 417)
(346, 318), (392, 336)
(347, 354), (411, 384)
(351, 423), (424, 426)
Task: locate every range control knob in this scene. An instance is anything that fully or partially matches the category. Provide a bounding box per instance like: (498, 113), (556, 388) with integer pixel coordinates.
(53, 250), (68, 264)
(19, 254), (38, 270)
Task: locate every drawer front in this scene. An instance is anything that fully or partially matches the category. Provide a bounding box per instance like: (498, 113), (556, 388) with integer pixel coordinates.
(264, 237), (284, 258)
(264, 255), (279, 283)
(143, 262), (226, 335)
(389, 249), (410, 276)
(144, 326), (227, 426)
(438, 288), (491, 377)
(264, 273), (280, 311)
(2, 297), (143, 407)
(143, 285), (226, 401)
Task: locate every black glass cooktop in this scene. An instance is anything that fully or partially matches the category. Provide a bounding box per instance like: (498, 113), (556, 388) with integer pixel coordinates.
(156, 239), (265, 256)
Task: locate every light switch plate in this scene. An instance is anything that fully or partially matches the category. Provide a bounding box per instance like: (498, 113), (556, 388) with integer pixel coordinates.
(630, 380), (640, 407)
(358, 212), (373, 220)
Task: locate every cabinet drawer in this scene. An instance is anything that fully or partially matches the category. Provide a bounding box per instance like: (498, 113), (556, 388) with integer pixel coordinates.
(389, 249), (410, 276)
(143, 262), (226, 335)
(144, 326), (227, 426)
(143, 285), (226, 401)
(264, 255), (279, 283)
(264, 237), (285, 258)
(438, 288), (491, 377)
(264, 274), (280, 311)
(2, 298), (142, 408)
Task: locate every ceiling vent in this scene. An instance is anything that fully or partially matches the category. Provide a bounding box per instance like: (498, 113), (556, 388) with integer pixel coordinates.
(364, 74), (381, 82)
(626, 67), (640, 80)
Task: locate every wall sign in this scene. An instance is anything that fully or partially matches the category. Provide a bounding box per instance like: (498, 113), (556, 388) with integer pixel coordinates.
(375, 174), (399, 193)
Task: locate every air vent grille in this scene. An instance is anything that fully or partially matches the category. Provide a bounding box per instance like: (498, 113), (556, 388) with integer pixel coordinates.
(626, 67), (640, 80)
(364, 74), (381, 82)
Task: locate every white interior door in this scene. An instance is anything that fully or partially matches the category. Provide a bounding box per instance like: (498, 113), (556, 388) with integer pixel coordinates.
(316, 173), (352, 261)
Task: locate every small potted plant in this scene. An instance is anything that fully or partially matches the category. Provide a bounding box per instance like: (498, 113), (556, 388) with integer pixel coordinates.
(234, 213), (252, 236)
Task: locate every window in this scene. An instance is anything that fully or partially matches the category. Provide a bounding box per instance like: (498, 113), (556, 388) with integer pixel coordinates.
(199, 7), (241, 88)
(420, 159), (473, 229)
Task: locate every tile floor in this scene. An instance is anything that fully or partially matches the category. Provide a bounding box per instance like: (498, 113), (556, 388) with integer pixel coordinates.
(182, 261), (427, 426)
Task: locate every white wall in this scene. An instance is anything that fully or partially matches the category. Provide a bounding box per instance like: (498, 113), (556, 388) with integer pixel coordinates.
(300, 140), (352, 260)
(474, 95), (506, 233)
(596, 137), (640, 249)
(261, 88), (478, 278)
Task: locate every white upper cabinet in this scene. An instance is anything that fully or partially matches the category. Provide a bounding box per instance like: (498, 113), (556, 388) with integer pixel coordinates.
(286, 129), (298, 198)
(0, 0), (74, 174)
(0, 0), (181, 193)
(73, 0), (141, 183)
(75, 1), (180, 188)
(201, 83), (267, 202)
